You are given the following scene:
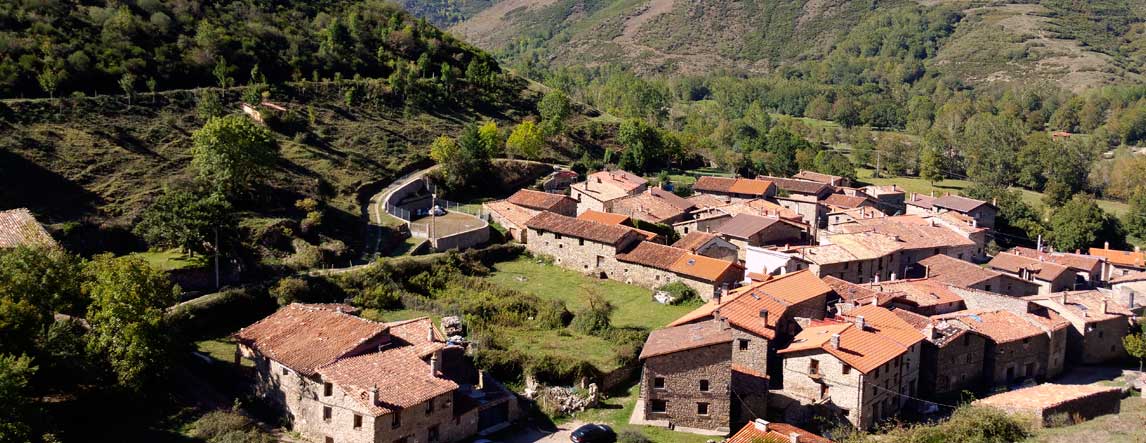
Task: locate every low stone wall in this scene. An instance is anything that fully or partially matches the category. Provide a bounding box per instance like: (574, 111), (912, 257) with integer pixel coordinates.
(431, 222), (490, 252)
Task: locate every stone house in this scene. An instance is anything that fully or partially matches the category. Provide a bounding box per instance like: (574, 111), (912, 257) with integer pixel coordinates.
(986, 253), (1075, 295)
(234, 305), (517, 443)
(692, 176), (777, 202)
(612, 187), (696, 225)
(799, 232), (903, 284)
(832, 215), (984, 264)
(570, 170), (648, 214)
(777, 305), (923, 429)
(505, 189), (577, 216)
(776, 194), (827, 230)
(821, 194), (876, 212)
(761, 176), (835, 200)
(868, 279), (967, 316)
(1088, 246), (1146, 280)
(668, 270), (833, 380)
(673, 232), (739, 262)
(793, 170), (850, 188)
(727, 419), (832, 443)
(524, 212), (643, 276)
(1008, 246), (1103, 288)
(615, 241), (745, 300)
(860, 185), (906, 215)
(827, 206), (885, 227)
(482, 200), (538, 243)
(1024, 291), (1133, 364)
(936, 310), (1068, 386)
(915, 254), (1040, 297)
(576, 210), (659, 242)
(637, 321), (736, 433)
(0, 208), (57, 249)
(715, 214), (809, 261)
(892, 310), (987, 397)
(1109, 272), (1146, 314)
(907, 194), (997, 230)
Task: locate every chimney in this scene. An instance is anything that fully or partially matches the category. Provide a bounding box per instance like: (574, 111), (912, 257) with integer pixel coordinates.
(428, 324), (435, 343)
(855, 315), (866, 330)
(873, 274), (880, 284)
(890, 272), (897, 281)
(754, 419), (769, 432)
(477, 369), (485, 390)
(1060, 293), (1068, 305)
(924, 265), (931, 279)
(830, 333), (841, 349)
(1101, 300), (1108, 314)
(759, 309), (769, 326)
(713, 308), (722, 323)
(1105, 241), (1110, 250)
(370, 384), (380, 405)
(430, 350), (442, 376)
(720, 283), (729, 303)
(790, 432), (801, 443)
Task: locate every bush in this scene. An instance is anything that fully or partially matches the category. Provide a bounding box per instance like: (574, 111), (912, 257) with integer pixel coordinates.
(270, 277), (308, 305)
(876, 406), (1030, 443)
(570, 289), (615, 336)
(659, 281), (700, 306)
(618, 430), (652, 443)
(189, 411), (252, 440)
(284, 239), (322, 270)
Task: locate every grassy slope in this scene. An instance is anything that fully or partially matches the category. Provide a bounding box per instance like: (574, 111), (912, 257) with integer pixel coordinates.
(1026, 395), (1144, 443)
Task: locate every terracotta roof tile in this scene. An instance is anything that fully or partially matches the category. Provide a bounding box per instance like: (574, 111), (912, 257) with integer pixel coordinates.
(1111, 271), (1146, 284)
(975, 383), (1121, 412)
(917, 254), (999, 287)
(316, 345), (456, 416)
(870, 279), (966, 309)
(0, 208), (56, 249)
(483, 200), (539, 228)
(793, 170), (846, 186)
(688, 193), (733, 208)
(617, 241), (687, 270)
(823, 276), (895, 306)
(727, 421), (833, 443)
(906, 193), (937, 209)
(715, 214), (783, 239)
(571, 170), (648, 202)
(235, 304), (390, 375)
(935, 310), (1050, 344)
(672, 271), (831, 339)
(506, 189), (575, 212)
(577, 210), (631, 225)
(987, 253), (1070, 282)
(1008, 247), (1102, 273)
(526, 212), (639, 246)
(779, 320), (909, 374)
(694, 176), (773, 196)
(839, 216), (976, 250)
(822, 194), (871, 209)
(612, 188), (694, 224)
(673, 231), (720, 252)
(1089, 247), (1146, 269)
(838, 305), (926, 348)
(1023, 290), (1134, 324)
(760, 176), (833, 196)
(639, 321), (731, 359)
(670, 252), (743, 282)
(933, 195), (990, 213)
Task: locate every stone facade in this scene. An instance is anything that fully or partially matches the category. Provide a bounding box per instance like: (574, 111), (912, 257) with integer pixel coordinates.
(524, 228), (636, 277)
(777, 196), (825, 230)
(1067, 316), (1128, 364)
(807, 252), (902, 284)
(640, 343), (733, 432)
(781, 343), (920, 429)
(919, 332), (986, 397)
(731, 327), (770, 377)
(985, 331), (1066, 386)
(674, 213), (732, 236)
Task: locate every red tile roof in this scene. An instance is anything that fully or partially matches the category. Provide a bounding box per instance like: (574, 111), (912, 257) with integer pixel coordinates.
(779, 319), (909, 374)
(526, 212), (640, 246)
(906, 193), (937, 209)
(1110, 271), (1146, 284)
(639, 321), (732, 359)
(671, 271), (831, 339)
(838, 305), (926, 348)
(840, 215), (975, 250)
(822, 194), (871, 209)
(760, 176), (833, 196)
(483, 200), (539, 228)
(935, 310), (1053, 344)
(727, 420), (833, 443)
(617, 241), (687, 270)
(612, 188), (694, 224)
(870, 279), (966, 309)
(917, 254), (1000, 287)
(1089, 247), (1146, 269)
(715, 214), (783, 239)
(694, 176), (773, 196)
(234, 304), (390, 375)
(823, 276), (895, 306)
(577, 210), (631, 225)
(672, 231), (722, 252)
(506, 189), (574, 212)
(933, 195), (991, 213)
(316, 344), (456, 416)
(987, 253), (1071, 282)
(0, 208), (56, 249)
(670, 252), (743, 282)
(1008, 247), (1102, 273)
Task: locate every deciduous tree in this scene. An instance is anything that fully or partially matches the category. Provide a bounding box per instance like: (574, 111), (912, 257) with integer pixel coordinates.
(191, 115), (279, 196)
(506, 120), (544, 159)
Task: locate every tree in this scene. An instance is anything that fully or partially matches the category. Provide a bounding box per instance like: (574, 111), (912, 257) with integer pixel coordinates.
(118, 72), (136, 105)
(1124, 328), (1146, 371)
(1125, 192), (1146, 240)
(0, 246), (85, 354)
(191, 115), (279, 196)
(134, 189), (234, 255)
(83, 255), (178, 390)
(919, 146), (945, 185)
(37, 65), (62, 100)
(429, 123), (493, 190)
(962, 113), (1025, 187)
(213, 57), (234, 89)
(617, 119), (663, 173)
(1049, 195), (1112, 253)
(477, 121), (501, 157)
(506, 120), (544, 159)
(0, 354), (36, 442)
(538, 90), (572, 135)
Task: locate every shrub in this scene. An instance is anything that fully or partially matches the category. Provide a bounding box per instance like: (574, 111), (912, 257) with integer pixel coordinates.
(878, 406), (1030, 443)
(659, 281), (700, 306)
(270, 277), (308, 306)
(535, 299), (573, 329)
(618, 430), (652, 443)
(570, 289), (615, 336)
(189, 411), (252, 440)
(284, 239), (322, 270)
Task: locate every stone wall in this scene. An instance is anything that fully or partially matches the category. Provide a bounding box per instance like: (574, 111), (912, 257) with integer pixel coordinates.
(731, 327), (770, 377)
(674, 214), (731, 236)
(1072, 316), (1128, 364)
(921, 333), (986, 396)
(809, 252), (902, 284)
(524, 229), (627, 275)
(640, 343), (732, 432)
(431, 222), (490, 252)
(986, 332), (1064, 386)
(1037, 388), (1122, 426)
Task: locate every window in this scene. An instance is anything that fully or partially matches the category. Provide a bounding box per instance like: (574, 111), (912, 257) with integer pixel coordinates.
(874, 367), (881, 378)
(324, 382), (332, 396)
(809, 359), (820, 375)
(697, 402), (709, 416)
(965, 354), (973, 364)
(650, 400), (667, 413)
(555, 233), (562, 240)
(429, 425), (440, 442)
(653, 377), (665, 389)
(353, 414), (362, 430)
(282, 367), (289, 376)
(1098, 330), (1104, 338)
(326, 438), (334, 443)
(323, 406), (332, 422)
(1022, 337), (1030, 345)
(579, 239), (584, 246)
(820, 384), (830, 399)
(984, 284), (991, 292)
(963, 334), (971, 346)
(426, 400), (433, 415)
(699, 380), (710, 392)
(842, 364), (851, 375)
(738, 339), (749, 351)
(392, 410), (401, 429)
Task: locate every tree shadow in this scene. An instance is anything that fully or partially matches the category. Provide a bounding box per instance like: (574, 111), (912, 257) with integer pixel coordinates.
(0, 150), (102, 219)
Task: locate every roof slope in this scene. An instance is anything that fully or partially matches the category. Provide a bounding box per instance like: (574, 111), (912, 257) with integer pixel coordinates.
(0, 208), (56, 248)
(933, 195), (990, 213)
(617, 241), (687, 270)
(577, 209), (630, 226)
(822, 194), (871, 209)
(917, 254), (1000, 287)
(316, 344), (456, 416)
(671, 271), (830, 339)
(793, 170), (845, 185)
(715, 214), (783, 239)
(1024, 290), (1133, 324)
(693, 176), (772, 196)
(870, 279), (966, 310)
(761, 176), (832, 195)
(839, 305), (925, 348)
(506, 189), (573, 211)
(975, 383), (1121, 412)
(234, 304), (390, 375)
(727, 421), (833, 443)
(936, 310), (1052, 344)
(987, 253), (1071, 282)
(670, 252), (743, 282)
(1089, 247), (1146, 268)
(612, 188), (693, 223)
(526, 212), (638, 246)
(639, 321), (731, 359)
(483, 200), (538, 228)
(1008, 247), (1102, 272)
(673, 231), (721, 252)
(779, 321), (908, 374)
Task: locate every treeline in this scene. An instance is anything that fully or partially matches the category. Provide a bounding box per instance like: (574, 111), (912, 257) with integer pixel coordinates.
(0, 0), (504, 99)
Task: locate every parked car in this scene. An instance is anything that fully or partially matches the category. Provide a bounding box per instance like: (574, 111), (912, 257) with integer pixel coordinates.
(430, 205), (447, 216)
(570, 424), (615, 443)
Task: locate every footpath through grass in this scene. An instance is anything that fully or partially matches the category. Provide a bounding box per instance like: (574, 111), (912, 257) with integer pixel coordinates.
(483, 256), (699, 330)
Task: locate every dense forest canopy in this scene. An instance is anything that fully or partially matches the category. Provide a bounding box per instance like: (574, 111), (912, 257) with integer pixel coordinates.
(0, 0), (499, 98)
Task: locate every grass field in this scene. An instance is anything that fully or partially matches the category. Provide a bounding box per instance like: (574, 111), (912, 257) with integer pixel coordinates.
(195, 338), (251, 367)
(360, 308), (440, 324)
(134, 249), (208, 271)
(484, 256), (699, 330)
(562, 383), (717, 443)
(1025, 395), (1144, 443)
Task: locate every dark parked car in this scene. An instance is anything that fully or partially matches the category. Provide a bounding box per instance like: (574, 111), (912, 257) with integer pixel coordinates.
(570, 424), (615, 443)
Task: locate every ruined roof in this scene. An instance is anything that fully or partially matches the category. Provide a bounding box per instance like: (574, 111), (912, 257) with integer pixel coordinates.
(577, 209), (631, 225)
(727, 420), (833, 443)
(316, 344), (456, 416)
(693, 176), (774, 196)
(779, 320), (909, 374)
(234, 304), (390, 375)
(917, 254), (1000, 287)
(975, 383), (1121, 412)
(0, 208), (56, 249)
(571, 170), (647, 202)
(822, 194), (872, 209)
(987, 253), (1071, 282)
(1089, 247), (1146, 269)
(932, 195), (991, 213)
(1008, 247), (1103, 273)
(639, 321), (732, 360)
(617, 241), (687, 270)
(525, 212), (638, 246)
(506, 189), (573, 212)
(671, 271), (830, 339)
(483, 200), (539, 228)
(1023, 290), (1134, 324)
(612, 188), (694, 224)
(673, 231), (721, 252)
(793, 170), (846, 186)
(936, 310), (1050, 344)
(715, 214), (784, 239)
(872, 279), (967, 310)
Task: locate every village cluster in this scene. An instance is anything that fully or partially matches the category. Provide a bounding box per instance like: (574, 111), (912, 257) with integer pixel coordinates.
(223, 169), (1145, 443)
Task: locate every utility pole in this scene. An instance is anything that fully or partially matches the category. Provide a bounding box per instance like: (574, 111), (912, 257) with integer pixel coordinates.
(214, 227), (220, 290)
